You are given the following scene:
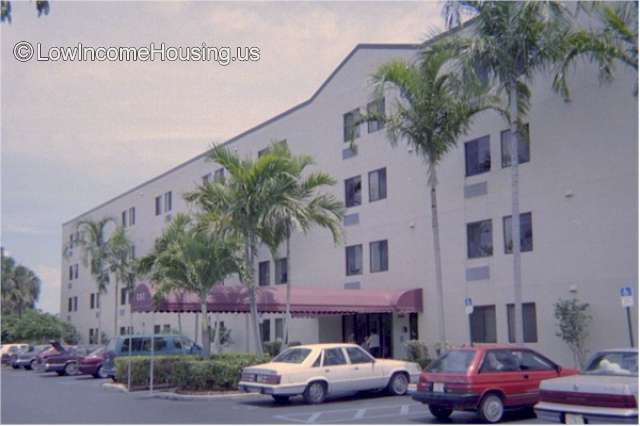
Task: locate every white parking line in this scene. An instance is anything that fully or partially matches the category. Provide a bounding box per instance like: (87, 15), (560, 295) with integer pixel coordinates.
(272, 402), (424, 424)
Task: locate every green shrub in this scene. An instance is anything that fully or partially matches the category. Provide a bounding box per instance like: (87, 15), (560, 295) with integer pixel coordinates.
(405, 340), (431, 369)
(114, 353), (270, 391)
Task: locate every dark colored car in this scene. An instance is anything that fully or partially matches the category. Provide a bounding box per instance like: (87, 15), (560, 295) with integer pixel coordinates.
(102, 334), (202, 378)
(10, 344), (51, 370)
(34, 342), (98, 376)
(412, 344), (577, 423)
(79, 346), (108, 378)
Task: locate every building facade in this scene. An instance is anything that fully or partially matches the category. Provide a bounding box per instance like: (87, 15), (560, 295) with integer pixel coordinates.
(61, 39), (638, 366)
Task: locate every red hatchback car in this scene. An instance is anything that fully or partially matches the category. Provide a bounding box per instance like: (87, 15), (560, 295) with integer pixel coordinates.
(412, 344), (577, 423)
(78, 347), (107, 378)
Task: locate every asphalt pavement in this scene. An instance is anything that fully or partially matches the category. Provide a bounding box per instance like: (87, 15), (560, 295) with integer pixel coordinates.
(1, 366), (540, 424)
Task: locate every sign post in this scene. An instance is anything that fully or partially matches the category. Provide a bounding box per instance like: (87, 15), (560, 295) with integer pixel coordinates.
(464, 298), (473, 345)
(620, 287), (634, 348)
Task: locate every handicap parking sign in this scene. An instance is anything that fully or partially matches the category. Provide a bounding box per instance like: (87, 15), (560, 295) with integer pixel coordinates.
(464, 297), (473, 315)
(620, 287), (633, 297)
(621, 286), (634, 307)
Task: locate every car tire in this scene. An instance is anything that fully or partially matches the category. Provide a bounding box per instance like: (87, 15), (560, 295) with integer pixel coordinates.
(479, 393), (504, 424)
(12, 364), (20, 369)
(64, 362), (79, 376)
(93, 365), (108, 379)
(303, 381), (327, 404)
(386, 372), (409, 396)
(25, 361), (34, 371)
(272, 395), (290, 404)
(56, 371), (65, 376)
(428, 405), (453, 421)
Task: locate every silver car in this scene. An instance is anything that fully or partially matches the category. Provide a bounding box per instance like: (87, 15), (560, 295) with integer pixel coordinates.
(534, 348), (638, 424)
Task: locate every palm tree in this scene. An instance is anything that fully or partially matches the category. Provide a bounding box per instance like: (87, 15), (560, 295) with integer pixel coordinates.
(72, 217), (115, 342)
(259, 143), (343, 349)
(365, 41), (493, 349)
(443, 1), (571, 343)
(106, 226), (137, 341)
(553, 1), (638, 100)
(138, 213), (244, 357)
(185, 145), (342, 356)
(1, 252), (41, 316)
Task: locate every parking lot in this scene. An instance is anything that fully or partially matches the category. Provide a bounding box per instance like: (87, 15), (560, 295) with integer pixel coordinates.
(1, 367), (540, 424)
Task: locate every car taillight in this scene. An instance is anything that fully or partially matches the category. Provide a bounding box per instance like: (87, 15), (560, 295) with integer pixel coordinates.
(257, 374), (281, 385)
(540, 390), (638, 409)
(417, 375), (429, 391)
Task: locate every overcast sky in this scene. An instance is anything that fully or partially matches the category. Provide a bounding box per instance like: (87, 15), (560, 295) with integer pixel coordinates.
(1, 1), (444, 314)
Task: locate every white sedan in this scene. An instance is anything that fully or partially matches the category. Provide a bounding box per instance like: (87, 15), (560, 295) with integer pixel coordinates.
(238, 343), (421, 404)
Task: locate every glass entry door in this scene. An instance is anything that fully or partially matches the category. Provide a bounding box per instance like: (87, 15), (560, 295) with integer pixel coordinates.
(342, 313), (393, 358)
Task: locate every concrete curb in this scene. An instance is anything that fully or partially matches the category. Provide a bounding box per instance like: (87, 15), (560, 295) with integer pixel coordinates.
(102, 382), (129, 393)
(151, 391), (259, 401)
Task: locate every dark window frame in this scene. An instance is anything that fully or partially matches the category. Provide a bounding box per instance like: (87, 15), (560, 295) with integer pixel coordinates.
(275, 257), (288, 284)
(464, 135), (491, 177)
(121, 210), (127, 228)
(343, 109), (361, 142)
(500, 124), (530, 168)
(367, 97), (385, 133)
(345, 244), (363, 276)
(467, 219), (493, 259)
(507, 302), (538, 343)
(469, 305), (497, 343)
(344, 175), (362, 208)
(129, 207), (135, 226)
(155, 196), (162, 216)
(503, 212), (533, 254)
(369, 239), (389, 273)
(258, 261), (270, 286)
(368, 168), (387, 202)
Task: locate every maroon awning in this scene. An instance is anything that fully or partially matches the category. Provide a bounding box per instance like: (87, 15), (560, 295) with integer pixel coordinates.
(132, 282), (422, 316)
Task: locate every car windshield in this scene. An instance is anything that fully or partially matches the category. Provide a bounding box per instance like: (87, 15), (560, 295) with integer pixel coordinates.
(272, 348), (311, 364)
(87, 347), (104, 357)
(584, 352), (638, 376)
(427, 350), (476, 373)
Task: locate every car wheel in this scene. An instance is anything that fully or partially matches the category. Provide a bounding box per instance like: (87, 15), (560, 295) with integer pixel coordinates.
(479, 393), (504, 424)
(387, 372), (409, 396)
(303, 381), (326, 404)
(12, 364), (20, 369)
(56, 371), (65, 376)
(428, 405), (453, 421)
(25, 361), (34, 370)
(272, 395), (290, 404)
(64, 362), (79, 376)
(93, 365), (108, 379)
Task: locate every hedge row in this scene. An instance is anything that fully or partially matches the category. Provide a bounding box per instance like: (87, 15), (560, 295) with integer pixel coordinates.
(114, 353), (271, 391)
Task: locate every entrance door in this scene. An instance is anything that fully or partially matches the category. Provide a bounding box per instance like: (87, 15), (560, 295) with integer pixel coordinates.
(342, 313), (393, 358)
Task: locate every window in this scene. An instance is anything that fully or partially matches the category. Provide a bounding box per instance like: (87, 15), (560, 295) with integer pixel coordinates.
(73, 296), (78, 312)
(369, 240), (389, 273)
(90, 293), (95, 309)
(464, 135), (491, 177)
(89, 329), (95, 344)
(409, 313), (419, 340)
(516, 350), (554, 371)
(119, 327), (126, 336)
(128, 207), (135, 226)
(467, 219), (493, 258)
(343, 109), (361, 142)
(154, 337), (167, 351)
(323, 348), (347, 366)
(275, 318), (284, 341)
(129, 245), (136, 260)
(214, 168), (224, 181)
(503, 212), (533, 253)
(501, 124), (530, 168)
(312, 354), (322, 367)
(275, 258), (288, 284)
(155, 196), (162, 216)
(480, 349), (520, 372)
(120, 288), (127, 305)
(346, 347), (374, 364)
(121, 210), (127, 227)
(154, 325), (161, 334)
(69, 265), (73, 280)
(469, 305), (496, 343)
(367, 98), (385, 133)
(272, 348), (312, 364)
(344, 175), (362, 208)
(507, 302), (538, 343)
(74, 264), (79, 279)
(202, 173), (211, 185)
(345, 244), (363, 276)
(68, 297), (73, 312)
(260, 319), (271, 343)
(368, 168), (387, 202)
(164, 191), (172, 212)
(162, 324), (171, 333)
(258, 261), (270, 286)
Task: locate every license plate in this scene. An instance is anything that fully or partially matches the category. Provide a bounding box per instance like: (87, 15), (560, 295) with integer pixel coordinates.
(433, 382), (445, 393)
(565, 414), (584, 424)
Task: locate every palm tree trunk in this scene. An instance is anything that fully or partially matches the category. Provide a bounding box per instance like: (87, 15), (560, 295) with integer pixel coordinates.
(128, 289), (133, 391)
(113, 279), (119, 339)
(246, 236), (263, 357)
(429, 175), (447, 351)
(177, 312), (182, 335)
(283, 233), (291, 349)
(509, 82), (524, 344)
(97, 292), (102, 345)
(200, 299), (210, 357)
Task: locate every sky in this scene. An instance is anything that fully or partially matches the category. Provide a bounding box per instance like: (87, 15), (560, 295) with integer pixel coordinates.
(1, 1), (444, 314)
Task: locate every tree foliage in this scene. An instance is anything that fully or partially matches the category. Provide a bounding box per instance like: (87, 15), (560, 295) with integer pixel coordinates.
(1, 309), (79, 344)
(1, 251), (41, 317)
(554, 297), (592, 368)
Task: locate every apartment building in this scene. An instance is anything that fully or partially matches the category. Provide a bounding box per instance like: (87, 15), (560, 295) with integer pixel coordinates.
(61, 38), (638, 366)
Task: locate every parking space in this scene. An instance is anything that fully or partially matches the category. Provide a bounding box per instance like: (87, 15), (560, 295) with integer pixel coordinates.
(1, 366), (540, 424)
